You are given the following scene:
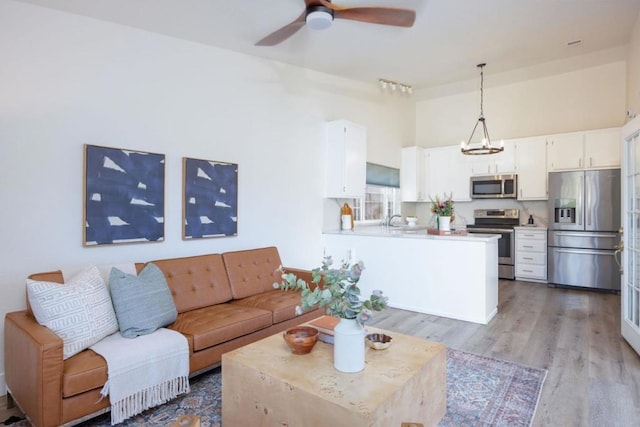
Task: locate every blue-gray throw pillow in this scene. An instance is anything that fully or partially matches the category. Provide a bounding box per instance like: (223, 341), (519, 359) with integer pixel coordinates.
(109, 263), (178, 338)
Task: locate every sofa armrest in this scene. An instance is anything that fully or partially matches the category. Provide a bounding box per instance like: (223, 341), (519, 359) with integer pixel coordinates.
(5, 311), (63, 427)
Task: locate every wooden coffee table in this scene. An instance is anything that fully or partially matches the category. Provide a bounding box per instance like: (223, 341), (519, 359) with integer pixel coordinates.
(221, 324), (446, 427)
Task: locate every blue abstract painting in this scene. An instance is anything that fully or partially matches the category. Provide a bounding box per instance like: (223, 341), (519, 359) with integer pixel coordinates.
(183, 158), (238, 239)
(84, 145), (165, 246)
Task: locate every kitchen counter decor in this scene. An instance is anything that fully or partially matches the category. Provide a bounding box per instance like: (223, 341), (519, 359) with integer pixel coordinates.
(274, 257), (388, 372)
(430, 192), (455, 231)
(427, 228), (468, 236)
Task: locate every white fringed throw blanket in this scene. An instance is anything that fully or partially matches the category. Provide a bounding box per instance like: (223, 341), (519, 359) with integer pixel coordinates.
(90, 328), (190, 425)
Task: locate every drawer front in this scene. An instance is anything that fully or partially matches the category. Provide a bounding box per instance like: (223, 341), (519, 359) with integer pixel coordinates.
(515, 264), (547, 279)
(516, 252), (546, 265)
(516, 230), (546, 240)
(516, 239), (546, 252)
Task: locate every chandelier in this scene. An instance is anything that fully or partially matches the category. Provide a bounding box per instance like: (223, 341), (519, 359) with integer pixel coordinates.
(460, 63), (503, 155)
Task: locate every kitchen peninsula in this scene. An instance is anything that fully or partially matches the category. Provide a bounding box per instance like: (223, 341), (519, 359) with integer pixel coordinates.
(323, 228), (500, 324)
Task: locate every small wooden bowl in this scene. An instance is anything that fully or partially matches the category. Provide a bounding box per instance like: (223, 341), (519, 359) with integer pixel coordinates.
(366, 333), (393, 350)
(283, 326), (319, 355)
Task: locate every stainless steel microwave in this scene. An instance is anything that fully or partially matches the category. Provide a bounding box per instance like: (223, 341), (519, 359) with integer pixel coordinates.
(470, 174), (517, 199)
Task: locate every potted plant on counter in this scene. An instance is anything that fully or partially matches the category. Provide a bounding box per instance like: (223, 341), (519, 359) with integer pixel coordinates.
(430, 192), (455, 231)
(274, 256), (388, 372)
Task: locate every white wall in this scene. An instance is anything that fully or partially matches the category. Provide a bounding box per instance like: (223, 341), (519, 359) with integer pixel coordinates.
(627, 13), (640, 117)
(415, 60), (627, 147)
(0, 0), (414, 394)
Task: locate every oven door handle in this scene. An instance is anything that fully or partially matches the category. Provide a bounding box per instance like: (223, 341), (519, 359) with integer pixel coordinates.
(468, 228), (514, 234)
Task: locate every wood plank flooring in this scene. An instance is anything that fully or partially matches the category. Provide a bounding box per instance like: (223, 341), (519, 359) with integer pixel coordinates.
(369, 280), (640, 426)
(2, 280), (639, 426)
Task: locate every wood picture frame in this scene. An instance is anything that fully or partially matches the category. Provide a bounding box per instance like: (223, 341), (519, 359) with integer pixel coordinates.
(83, 144), (165, 246)
(182, 157), (238, 239)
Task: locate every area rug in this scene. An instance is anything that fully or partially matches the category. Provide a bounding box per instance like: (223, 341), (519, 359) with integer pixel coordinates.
(7, 348), (546, 427)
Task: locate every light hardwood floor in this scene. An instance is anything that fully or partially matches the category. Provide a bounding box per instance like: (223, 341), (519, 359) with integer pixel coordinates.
(369, 280), (640, 426)
(3, 280), (639, 426)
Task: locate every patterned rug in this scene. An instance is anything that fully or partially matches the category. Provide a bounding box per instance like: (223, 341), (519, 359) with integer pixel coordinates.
(7, 348), (546, 427)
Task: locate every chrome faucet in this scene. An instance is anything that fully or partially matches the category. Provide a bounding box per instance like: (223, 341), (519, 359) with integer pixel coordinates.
(387, 214), (402, 227)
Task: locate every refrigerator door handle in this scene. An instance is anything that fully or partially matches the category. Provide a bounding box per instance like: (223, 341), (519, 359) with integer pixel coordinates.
(553, 232), (618, 239)
(555, 249), (615, 256)
(585, 174), (591, 227)
(578, 172), (584, 227)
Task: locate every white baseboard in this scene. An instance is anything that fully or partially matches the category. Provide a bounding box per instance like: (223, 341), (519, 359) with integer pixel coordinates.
(0, 372), (6, 396)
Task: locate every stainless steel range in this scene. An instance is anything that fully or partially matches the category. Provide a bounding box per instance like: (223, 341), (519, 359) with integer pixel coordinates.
(466, 209), (520, 280)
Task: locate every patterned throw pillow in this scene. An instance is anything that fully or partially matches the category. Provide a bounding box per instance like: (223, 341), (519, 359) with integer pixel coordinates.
(109, 262), (178, 338)
(27, 266), (119, 359)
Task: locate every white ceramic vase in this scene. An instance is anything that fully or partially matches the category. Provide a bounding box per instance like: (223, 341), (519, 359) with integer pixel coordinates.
(333, 317), (365, 373)
(439, 215), (451, 231)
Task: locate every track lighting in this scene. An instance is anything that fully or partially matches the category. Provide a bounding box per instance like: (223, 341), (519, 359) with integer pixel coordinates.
(378, 78), (412, 95)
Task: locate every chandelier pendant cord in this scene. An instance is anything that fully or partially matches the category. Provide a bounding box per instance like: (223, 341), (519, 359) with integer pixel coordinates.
(461, 62), (502, 155)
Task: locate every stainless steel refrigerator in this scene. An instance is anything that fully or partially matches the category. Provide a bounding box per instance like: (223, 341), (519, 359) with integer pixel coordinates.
(547, 169), (622, 291)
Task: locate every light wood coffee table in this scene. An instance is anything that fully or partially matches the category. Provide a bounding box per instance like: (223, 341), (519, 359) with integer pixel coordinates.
(221, 324), (446, 427)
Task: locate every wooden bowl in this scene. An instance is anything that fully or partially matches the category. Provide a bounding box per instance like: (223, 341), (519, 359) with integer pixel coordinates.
(283, 326), (319, 355)
(366, 333), (393, 350)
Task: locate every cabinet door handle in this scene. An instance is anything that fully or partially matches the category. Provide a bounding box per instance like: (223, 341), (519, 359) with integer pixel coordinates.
(522, 257), (534, 260)
(523, 269), (533, 273)
(523, 245), (534, 248)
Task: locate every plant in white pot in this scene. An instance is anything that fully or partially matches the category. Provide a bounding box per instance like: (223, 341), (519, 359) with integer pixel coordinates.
(274, 256), (388, 372)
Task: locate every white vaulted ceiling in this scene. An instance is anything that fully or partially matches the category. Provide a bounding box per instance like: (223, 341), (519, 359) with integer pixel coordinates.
(13, 0), (640, 92)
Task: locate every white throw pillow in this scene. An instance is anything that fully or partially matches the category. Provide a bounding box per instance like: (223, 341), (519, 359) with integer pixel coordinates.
(27, 265), (119, 359)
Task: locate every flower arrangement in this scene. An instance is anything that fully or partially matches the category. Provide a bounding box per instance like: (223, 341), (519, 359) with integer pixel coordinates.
(274, 256), (388, 324)
(430, 192), (454, 217)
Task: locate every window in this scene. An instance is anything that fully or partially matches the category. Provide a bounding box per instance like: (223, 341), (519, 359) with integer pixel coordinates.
(353, 185), (401, 224)
(352, 163), (401, 224)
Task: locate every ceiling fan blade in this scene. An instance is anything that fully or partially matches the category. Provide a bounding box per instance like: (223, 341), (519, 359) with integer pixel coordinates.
(255, 11), (306, 46)
(334, 7), (416, 27)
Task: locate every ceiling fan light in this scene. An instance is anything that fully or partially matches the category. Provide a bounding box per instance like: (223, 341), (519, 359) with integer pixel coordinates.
(306, 10), (333, 30)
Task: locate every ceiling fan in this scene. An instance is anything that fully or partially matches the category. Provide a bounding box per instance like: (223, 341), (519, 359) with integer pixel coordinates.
(255, 0), (416, 46)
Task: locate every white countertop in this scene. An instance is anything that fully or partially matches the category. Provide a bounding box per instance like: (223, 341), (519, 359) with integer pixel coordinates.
(513, 226), (548, 230)
(323, 227), (500, 242)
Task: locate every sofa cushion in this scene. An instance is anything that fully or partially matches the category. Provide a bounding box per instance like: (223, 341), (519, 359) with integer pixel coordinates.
(169, 303), (272, 351)
(62, 350), (108, 398)
(151, 254), (233, 313)
(222, 247), (283, 299)
(109, 263), (178, 338)
(230, 289), (305, 324)
(26, 266), (119, 359)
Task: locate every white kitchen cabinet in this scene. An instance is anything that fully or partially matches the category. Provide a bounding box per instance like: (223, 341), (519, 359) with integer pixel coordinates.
(401, 146), (428, 202)
(583, 128), (621, 169)
(515, 227), (547, 283)
(470, 140), (516, 175)
(325, 120), (367, 198)
(547, 128), (620, 172)
(547, 132), (585, 171)
(426, 146), (472, 202)
(514, 136), (547, 200)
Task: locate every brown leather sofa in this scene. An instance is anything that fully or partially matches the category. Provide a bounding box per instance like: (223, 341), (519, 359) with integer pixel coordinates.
(4, 246), (324, 427)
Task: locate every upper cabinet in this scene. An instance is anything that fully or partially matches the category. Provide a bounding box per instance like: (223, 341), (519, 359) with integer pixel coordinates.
(325, 120), (367, 198)
(427, 146), (472, 202)
(401, 146), (472, 202)
(401, 146), (428, 202)
(514, 136), (547, 200)
(547, 128), (620, 172)
(583, 128), (621, 169)
(470, 141), (516, 175)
